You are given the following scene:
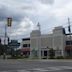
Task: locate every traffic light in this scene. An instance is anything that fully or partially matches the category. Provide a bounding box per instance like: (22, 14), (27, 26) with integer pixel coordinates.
(7, 17), (12, 27)
(8, 37), (10, 44)
(68, 25), (71, 33)
(0, 38), (1, 44)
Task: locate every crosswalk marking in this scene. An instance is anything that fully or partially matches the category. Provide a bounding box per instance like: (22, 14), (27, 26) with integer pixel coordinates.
(0, 66), (72, 72)
(59, 66), (72, 69)
(32, 66), (72, 71)
(32, 68), (50, 71)
(47, 67), (61, 70)
(47, 66), (72, 71)
(32, 67), (61, 71)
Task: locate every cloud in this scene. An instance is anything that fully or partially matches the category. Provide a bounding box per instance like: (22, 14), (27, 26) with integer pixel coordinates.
(40, 0), (54, 4)
(0, 0), (72, 41)
(0, 5), (24, 21)
(10, 17), (35, 37)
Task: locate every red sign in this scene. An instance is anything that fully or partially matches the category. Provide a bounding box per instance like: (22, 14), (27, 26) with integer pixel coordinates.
(21, 48), (30, 52)
(65, 46), (72, 50)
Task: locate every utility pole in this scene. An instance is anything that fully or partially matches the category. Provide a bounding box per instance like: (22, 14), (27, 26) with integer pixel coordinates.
(3, 23), (7, 59)
(68, 18), (71, 34)
(68, 17), (71, 56)
(68, 18), (71, 41)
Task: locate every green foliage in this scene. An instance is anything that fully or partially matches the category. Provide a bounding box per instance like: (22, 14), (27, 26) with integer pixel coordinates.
(56, 56), (64, 59)
(0, 44), (8, 55)
(7, 55), (24, 59)
(65, 56), (72, 59)
(49, 48), (55, 59)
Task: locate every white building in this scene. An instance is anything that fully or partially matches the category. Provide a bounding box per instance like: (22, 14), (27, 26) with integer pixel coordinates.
(30, 26), (68, 58)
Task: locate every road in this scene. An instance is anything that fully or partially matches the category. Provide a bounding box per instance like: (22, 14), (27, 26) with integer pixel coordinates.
(0, 59), (72, 72)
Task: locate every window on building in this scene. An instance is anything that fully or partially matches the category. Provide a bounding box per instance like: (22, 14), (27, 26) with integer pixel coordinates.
(23, 44), (30, 47)
(23, 44), (27, 47)
(28, 44), (30, 47)
(66, 41), (70, 45)
(71, 41), (72, 45)
(66, 41), (72, 45)
(44, 51), (47, 56)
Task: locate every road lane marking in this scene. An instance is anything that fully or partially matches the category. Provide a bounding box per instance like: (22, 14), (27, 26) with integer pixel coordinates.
(17, 70), (30, 72)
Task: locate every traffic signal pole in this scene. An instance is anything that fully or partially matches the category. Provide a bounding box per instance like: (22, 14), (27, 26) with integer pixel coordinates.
(3, 17), (12, 59)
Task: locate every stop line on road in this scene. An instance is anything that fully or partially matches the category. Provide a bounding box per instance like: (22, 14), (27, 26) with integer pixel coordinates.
(1, 66), (72, 72)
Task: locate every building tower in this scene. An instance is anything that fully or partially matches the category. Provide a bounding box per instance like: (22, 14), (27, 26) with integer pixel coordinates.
(30, 22), (41, 59)
(37, 22), (41, 31)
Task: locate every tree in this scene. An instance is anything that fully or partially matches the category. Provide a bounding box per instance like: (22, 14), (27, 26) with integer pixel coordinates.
(0, 44), (3, 55)
(49, 48), (55, 59)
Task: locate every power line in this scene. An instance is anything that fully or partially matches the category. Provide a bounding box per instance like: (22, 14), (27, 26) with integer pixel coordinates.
(41, 21), (72, 32)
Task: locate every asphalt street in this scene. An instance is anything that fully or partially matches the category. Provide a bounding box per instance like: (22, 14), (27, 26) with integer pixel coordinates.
(0, 59), (72, 72)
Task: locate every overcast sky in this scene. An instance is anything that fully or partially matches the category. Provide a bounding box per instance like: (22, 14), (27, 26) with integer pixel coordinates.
(0, 0), (72, 41)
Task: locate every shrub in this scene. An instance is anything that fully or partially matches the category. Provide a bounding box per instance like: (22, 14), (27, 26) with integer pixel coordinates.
(7, 55), (24, 59)
(56, 56), (64, 59)
(49, 48), (55, 59)
(65, 56), (72, 59)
